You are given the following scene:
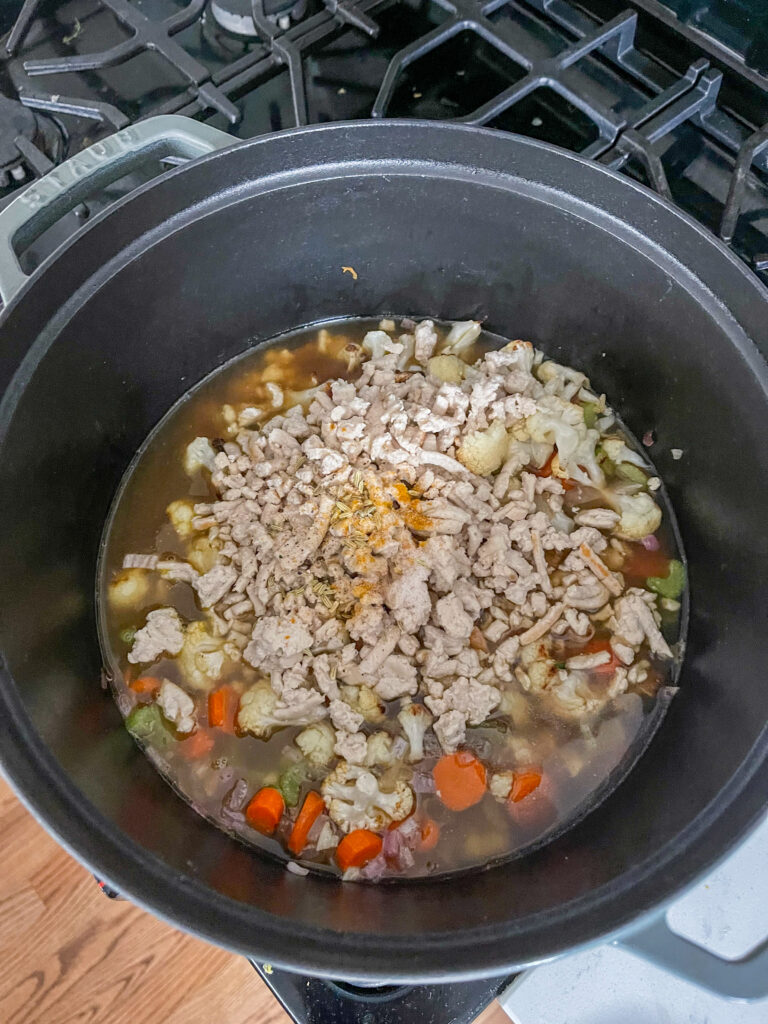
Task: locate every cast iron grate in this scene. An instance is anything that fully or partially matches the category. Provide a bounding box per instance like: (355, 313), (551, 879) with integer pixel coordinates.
(3, 0), (768, 277)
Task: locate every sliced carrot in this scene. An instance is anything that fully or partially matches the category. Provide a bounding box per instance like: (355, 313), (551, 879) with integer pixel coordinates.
(336, 829), (383, 871)
(433, 751), (487, 811)
(288, 791), (325, 856)
(419, 818), (440, 852)
(179, 728), (214, 760)
(130, 676), (162, 695)
(208, 688), (226, 727)
(246, 787), (285, 835)
(510, 771), (542, 803)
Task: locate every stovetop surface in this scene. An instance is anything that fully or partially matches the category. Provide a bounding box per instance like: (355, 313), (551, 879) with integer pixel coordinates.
(1, 0), (768, 286)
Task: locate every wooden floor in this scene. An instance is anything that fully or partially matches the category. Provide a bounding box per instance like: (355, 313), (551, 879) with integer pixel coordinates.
(0, 777), (510, 1024)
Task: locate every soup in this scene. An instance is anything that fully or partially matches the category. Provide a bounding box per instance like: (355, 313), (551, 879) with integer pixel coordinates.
(99, 317), (685, 881)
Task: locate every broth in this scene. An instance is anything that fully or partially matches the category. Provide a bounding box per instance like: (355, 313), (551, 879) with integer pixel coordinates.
(99, 317), (685, 881)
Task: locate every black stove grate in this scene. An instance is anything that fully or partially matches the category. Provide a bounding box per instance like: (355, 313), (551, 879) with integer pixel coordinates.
(2, 0), (767, 280)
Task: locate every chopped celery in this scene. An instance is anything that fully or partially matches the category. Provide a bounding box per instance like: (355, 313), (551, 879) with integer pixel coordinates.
(596, 445), (616, 476)
(125, 703), (174, 748)
(471, 718), (508, 732)
(278, 762), (307, 807)
(119, 627), (137, 645)
(582, 402), (600, 429)
(647, 559), (686, 600)
(616, 462), (648, 485)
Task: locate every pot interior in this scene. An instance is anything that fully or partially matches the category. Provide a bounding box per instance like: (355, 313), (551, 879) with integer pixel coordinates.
(1, 127), (767, 975)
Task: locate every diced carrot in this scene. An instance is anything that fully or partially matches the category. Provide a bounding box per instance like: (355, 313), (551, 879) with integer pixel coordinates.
(208, 688), (226, 727)
(130, 676), (162, 695)
(225, 687), (240, 734)
(246, 787), (285, 835)
(419, 818), (440, 851)
(528, 451), (576, 488)
(582, 637), (611, 654)
(529, 451), (555, 477)
(336, 829), (383, 871)
(206, 684), (238, 733)
(433, 751), (487, 811)
(623, 544), (670, 581)
(509, 771), (542, 803)
(579, 637), (620, 675)
(288, 791), (325, 856)
(179, 728), (214, 760)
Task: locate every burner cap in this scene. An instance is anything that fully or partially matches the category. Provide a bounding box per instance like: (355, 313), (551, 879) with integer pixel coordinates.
(0, 95), (39, 169)
(210, 0), (298, 36)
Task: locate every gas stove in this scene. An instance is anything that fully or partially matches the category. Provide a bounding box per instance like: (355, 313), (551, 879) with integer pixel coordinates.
(1, 0), (768, 285)
(7, 1), (768, 1021)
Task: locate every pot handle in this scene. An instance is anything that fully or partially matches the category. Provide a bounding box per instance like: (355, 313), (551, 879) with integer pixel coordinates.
(615, 914), (768, 1000)
(0, 114), (234, 306)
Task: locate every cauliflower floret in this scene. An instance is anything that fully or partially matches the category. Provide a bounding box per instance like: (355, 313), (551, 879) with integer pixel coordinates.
(526, 396), (603, 486)
(156, 679), (196, 734)
(375, 654), (418, 700)
(330, 698), (365, 733)
(339, 684), (386, 723)
(489, 770), (515, 801)
(397, 703), (433, 761)
(166, 499), (197, 540)
(612, 491), (662, 540)
(601, 436), (647, 469)
(365, 731), (395, 766)
(334, 730), (368, 764)
(427, 354), (466, 384)
(183, 437), (217, 476)
(128, 607), (184, 664)
(362, 330), (403, 360)
(516, 642), (559, 693)
(545, 669), (604, 718)
(108, 568), (152, 610)
(237, 680), (327, 739)
(536, 360), (589, 402)
(499, 339), (535, 373)
(457, 418), (509, 476)
(440, 320), (481, 354)
(187, 536), (218, 574)
(176, 620), (226, 691)
(413, 319), (438, 364)
(433, 709), (467, 753)
(322, 761), (413, 832)
(295, 720), (336, 766)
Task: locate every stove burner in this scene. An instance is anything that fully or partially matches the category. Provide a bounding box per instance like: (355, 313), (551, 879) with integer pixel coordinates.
(0, 94), (61, 188)
(210, 0), (301, 37)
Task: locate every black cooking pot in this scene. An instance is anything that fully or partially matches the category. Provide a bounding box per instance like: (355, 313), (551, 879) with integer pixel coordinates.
(0, 117), (767, 994)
